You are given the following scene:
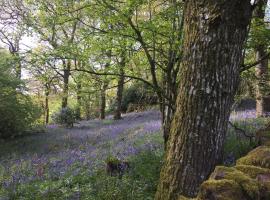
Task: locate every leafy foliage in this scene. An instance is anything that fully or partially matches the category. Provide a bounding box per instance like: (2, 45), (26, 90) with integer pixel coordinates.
(248, 17), (270, 49)
(51, 107), (76, 128)
(0, 51), (41, 138)
(109, 82), (158, 112)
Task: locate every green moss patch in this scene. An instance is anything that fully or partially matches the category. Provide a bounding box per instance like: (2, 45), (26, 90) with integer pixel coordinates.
(235, 164), (270, 179)
(197, 179), (246, 200)
(237, 146), (270, 168)
(209, 166), (260, 199)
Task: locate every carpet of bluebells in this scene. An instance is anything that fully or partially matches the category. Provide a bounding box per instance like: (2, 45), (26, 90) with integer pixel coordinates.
(0, 110), (163, 199)
(0, 109), (269, 199)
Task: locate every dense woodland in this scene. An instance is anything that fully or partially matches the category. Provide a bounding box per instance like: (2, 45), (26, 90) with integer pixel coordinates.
(1, 0), (270, 199)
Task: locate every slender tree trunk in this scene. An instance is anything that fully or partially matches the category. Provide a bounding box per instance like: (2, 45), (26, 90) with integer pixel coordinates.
(100, 83), (107, 120)
(99, 49), (111, 120)
(114, 56), (125, 120)
(85, 94), (91, 120)
(76, 82), (82, 120)
(15, 57), (22, 80)
(155, 1), (252, 199)
(256, 46), (269, 117)
(10, 51), (22, 79)
(161, 68), (178, 147)
(45, 90), (49, 124)
(254, 0), (269, 117)
(161, 0), (183, 147)
(62, 60), (71, 109)
(161, 95), (175, 148)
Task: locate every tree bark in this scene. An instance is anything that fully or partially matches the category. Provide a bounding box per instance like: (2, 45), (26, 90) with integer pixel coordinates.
(15, 52), (22, 80)
(254, 0), (269, 117)
(100, 83), (107, 120)
(160, 0), (183, 147)
(62, 60), (71, 109)
(76, 81), (82, 120)
(161, 104), (173, 145)
(256, 46), (270, 117)
(114, 56), (125, 120)
(44, 89), (49, 124)
(155, 0), (252, 199)
(161, 67), (178, 147)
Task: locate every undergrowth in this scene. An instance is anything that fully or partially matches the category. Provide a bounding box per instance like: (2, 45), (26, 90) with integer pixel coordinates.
(0, 117), (268, 199)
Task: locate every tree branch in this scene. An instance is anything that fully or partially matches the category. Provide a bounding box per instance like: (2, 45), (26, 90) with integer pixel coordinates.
(241, 51), (270, 72)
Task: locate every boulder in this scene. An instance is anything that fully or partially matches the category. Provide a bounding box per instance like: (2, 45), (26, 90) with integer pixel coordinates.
(237, 146), (270, 168)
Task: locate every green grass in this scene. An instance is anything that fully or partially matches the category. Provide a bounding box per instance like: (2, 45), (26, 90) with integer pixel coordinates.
(224, 117), (269, 162)
(101, 119), (114, 125)
(2, 150), (163, 200)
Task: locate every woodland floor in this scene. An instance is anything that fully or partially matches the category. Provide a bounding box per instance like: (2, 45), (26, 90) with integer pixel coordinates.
(0, 109), (268, 199)
(0, 110), (162, 188)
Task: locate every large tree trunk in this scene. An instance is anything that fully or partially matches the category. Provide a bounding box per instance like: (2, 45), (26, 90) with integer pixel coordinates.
(62, 60), (71, 109)
(254, 0), (269, 117)
(155, 1), (252, 199)
(114, 56), (125, 120)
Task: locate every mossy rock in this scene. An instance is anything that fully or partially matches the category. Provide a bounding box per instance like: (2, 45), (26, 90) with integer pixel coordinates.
(237, 146), (270, 168)
(209, 166), (260, 199)
(235, 164), (270, 179)
(178, 195), (196, 200)
(256, 129), (270, 146)
(197, 179), (247, 200)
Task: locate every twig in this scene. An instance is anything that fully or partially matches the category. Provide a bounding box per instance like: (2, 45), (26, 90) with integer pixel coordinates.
(228, 121), (254, 144)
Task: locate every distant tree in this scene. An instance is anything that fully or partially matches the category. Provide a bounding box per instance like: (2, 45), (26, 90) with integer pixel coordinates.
(114, 51), (126, 120)
(26, 47), (60, 124)
(252, 0), (270, 117)
(75, 0), (184, 144)
(23, 0), (81, 108)
(0, 0), (25, 79)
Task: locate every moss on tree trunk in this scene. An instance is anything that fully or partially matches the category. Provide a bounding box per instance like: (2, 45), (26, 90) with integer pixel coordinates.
(155, 0), (252, 199)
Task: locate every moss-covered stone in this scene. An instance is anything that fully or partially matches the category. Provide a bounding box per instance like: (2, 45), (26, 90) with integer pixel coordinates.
(209, 166), (260, 199)
(184, 127), (270, 200)
(178, 195), (196, 200)
(235, 164), (270, 179)
(197, 179), (246, 200)
(237, 146), (270, 168)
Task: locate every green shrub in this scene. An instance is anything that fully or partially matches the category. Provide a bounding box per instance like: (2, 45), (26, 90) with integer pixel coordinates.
(51, 107), (76, 128)
(109, 82), (158, 113)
